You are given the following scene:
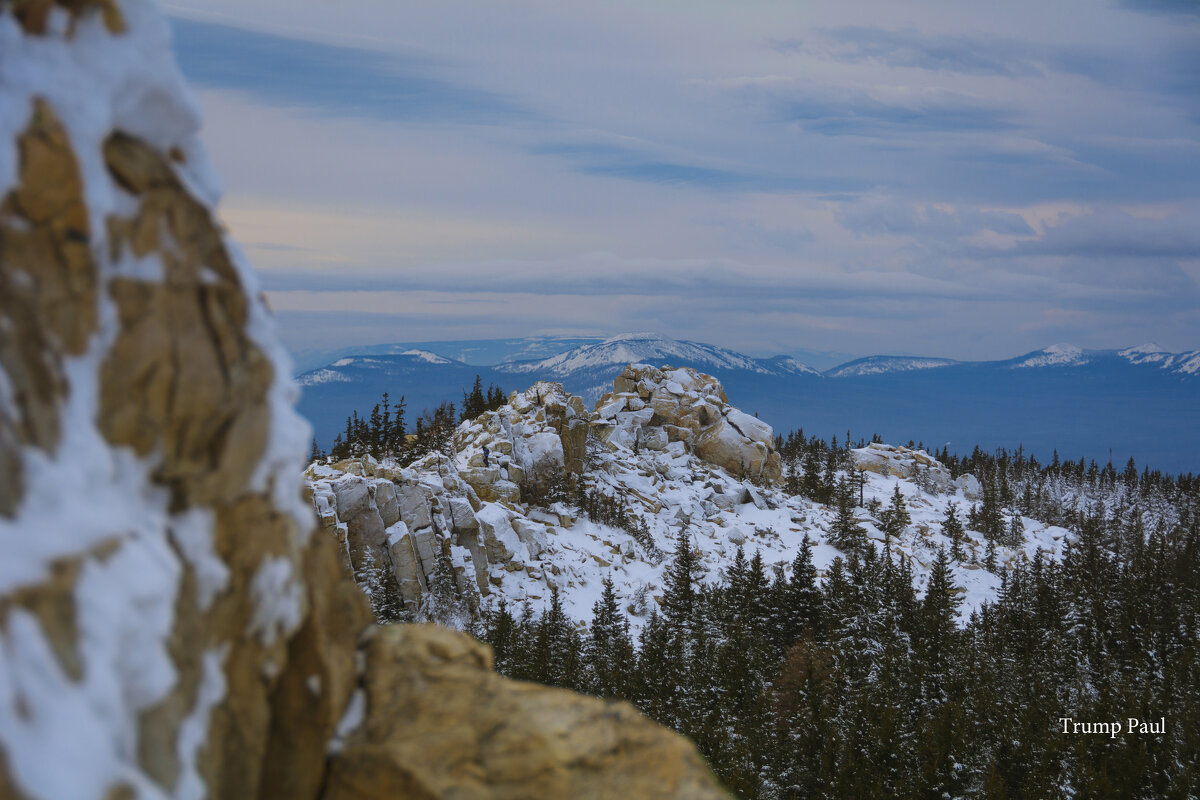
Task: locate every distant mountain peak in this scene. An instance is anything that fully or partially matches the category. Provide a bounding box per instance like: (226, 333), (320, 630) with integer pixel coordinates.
(1120, 342), (1167, 355)
(497, 332), (772, 377)
(761, 355), (822, 376)
(397, 349), (454, 364)
(1012, 344), (1088, 369)
(824, 355), (957, 378)
(1119, 343), (1200, 376)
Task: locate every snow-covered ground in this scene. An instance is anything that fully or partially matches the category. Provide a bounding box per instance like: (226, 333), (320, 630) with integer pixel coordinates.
(309, 368), (1072, 630)
(464, 444), (1063, 627)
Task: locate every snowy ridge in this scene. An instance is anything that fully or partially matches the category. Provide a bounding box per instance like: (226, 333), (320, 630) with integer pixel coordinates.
(1011, 343), (1088, 369)
(824, 355), (957, 378)
(1119, 343), (1200, 376)
(760, 355), (823, 376)
(497, 333), (775, 377)
(296, 350), (463, 387)
(398, 349), (454, 364)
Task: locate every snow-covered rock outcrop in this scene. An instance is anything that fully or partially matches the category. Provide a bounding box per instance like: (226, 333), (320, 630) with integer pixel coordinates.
(0, 5), (725, 798)
(455, 381), (592, 502)
(597, 363), (782, 483)
(852, 442), (955, 494)
(308, 364), (798, 619)
(310, 365), (1066, 627)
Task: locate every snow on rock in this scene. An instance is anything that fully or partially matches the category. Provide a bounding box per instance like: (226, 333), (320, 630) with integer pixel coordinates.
(597, 363), (783, 483)
(0, 3), (368, 796)
(0, 6), (736, 796)
(309, 366), (1068, 632)
(851, 442), (956, 495)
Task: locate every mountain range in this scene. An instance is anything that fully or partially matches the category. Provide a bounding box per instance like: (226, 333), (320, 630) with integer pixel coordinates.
(296, 333), (1200, 473)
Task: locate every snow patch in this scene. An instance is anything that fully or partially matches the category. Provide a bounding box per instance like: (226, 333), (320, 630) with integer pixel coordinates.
(169, 508), (229, 611)
(248, 557), (305, 645)
(173, 647), (228, 800)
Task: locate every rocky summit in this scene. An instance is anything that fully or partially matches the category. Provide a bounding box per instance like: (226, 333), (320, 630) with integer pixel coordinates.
(0, 3), (727, 798)
(308, 362), (1064, 629)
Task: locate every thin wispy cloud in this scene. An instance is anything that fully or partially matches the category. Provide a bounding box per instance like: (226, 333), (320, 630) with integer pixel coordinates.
(171, 17), (532, 124)
(164, 0), (1200, 360)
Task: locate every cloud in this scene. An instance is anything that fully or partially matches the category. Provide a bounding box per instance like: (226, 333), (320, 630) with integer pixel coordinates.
(1116, 0), (1200, 18)
(163, 1), (1200, 360)
(169, 16), (532, 124)
(816, 26), (1044, 77)
(811, 24), (1200, 103)
(1001, 206), (1200, 259)
(781, 90), (1015, 137)
(838, 195), (1035, 238)
(528, 141), (865, 193)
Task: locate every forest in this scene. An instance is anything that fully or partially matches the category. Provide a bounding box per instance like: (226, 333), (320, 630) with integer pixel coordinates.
(475, 434), (1200, 799)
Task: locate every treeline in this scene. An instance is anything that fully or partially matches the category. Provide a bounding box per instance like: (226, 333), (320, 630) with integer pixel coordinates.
(315, 375), (505, 463)
(776, 426), (1197, 535)
(480, 492), (1200, 798)
(941, 444), (1197, 532)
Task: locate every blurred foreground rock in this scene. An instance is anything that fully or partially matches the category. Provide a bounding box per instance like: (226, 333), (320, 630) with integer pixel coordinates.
(0, 3), (728, 798)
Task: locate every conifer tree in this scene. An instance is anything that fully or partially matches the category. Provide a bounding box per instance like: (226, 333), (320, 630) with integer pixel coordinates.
(942, 501), (966, 561)
(773, 535), (822, 653)
(484, 599), (516, 674)
(879, 483), (912, 546)
(663, 530), (699, 636)
(829, 477), (867, 554)
(585, 578), (634, 699)
(531, 586), (581, 690)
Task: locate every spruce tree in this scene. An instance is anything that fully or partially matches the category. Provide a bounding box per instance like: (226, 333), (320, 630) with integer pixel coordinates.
(942, 501), (966, 561)
(585, 578), (634, 699)
(879, 483), (912, 546)
(829, 477), (867, 554)
(774, 535), (822, 652)
(663, 530), (699, 636)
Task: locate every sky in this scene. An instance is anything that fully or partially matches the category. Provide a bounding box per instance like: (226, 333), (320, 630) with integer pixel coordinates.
(163, 0), (1200, 361)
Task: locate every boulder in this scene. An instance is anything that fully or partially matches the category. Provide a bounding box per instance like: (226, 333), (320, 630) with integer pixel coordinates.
(957, 473), (983, 500)
(335, 479), (372, 521)
(852, 443), (953, 494)
(387, 524), (427, 606)
(512, 518), (550, 559)
(477, 506), (521, 564)
(394, 483), (434, 531)
(640, 427), (668, 451)
(694, 419), (768, 480)
(375, 481), (400, 527)
(325, 625), (729, 800)
(594, 365), (782, 484)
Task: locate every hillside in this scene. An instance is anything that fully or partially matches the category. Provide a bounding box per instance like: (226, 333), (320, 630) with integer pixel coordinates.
(306, 364), (1200, 797)
(307, 364), (1070, 626)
